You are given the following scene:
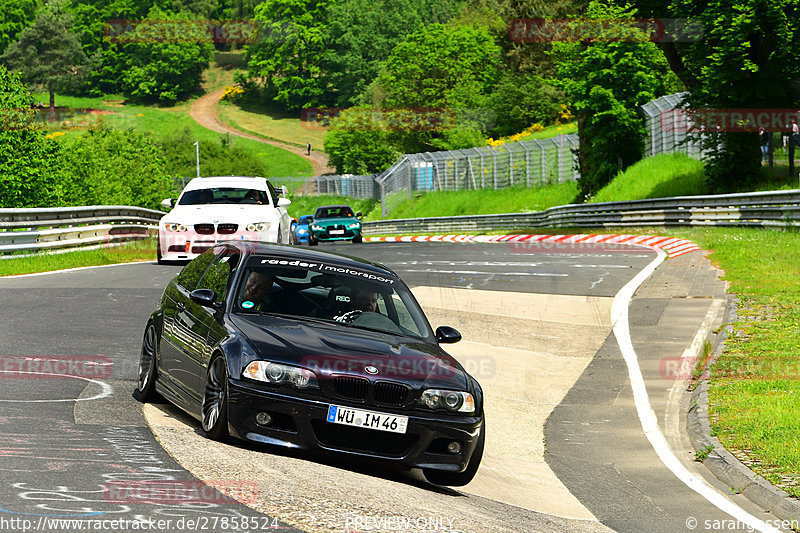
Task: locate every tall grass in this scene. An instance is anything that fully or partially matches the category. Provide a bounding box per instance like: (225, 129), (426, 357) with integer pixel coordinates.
(589, 152), (706, 203)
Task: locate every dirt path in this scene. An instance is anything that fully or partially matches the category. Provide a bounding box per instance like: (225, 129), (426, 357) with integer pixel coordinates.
(189, 88), (335, 176)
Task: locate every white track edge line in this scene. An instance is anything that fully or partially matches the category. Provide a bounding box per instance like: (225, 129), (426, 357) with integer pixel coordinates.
(612, 246), (779, 533)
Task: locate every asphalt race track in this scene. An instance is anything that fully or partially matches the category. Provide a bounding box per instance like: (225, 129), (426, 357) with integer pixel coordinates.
(0, 241), (787, 533)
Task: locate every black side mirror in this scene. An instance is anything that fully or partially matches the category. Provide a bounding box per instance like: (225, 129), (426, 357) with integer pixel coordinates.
(190, 288), (223, 311)
(355, 211), (363, 217)
(307, 216), (314, 223)
(435, 326), (461, 344)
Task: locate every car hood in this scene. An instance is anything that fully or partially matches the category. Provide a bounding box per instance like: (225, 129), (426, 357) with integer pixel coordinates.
(312, 217), (359, 226)
(230, 314), (468, 390)
(162, 205), (282, 224)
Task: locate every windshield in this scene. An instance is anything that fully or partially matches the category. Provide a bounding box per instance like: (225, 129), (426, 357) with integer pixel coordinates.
(179, 187), (270, 206)
(233, 256), (433, 340)
(314, 206), (354, 219)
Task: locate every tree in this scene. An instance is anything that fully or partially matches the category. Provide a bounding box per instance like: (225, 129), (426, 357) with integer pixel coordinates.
(322, 0), (459, 106)
(632, 0), (800, 192)
(117, 7), (214, 103)
(377, 23), (502, 111)
(246, 0), (332, 110)
(550, 1), (668, 198)
(0, 0), (39, 56)
(324, 107), (401, 174)
(0, 66), (62, 208)
(0, 0), (87, 121)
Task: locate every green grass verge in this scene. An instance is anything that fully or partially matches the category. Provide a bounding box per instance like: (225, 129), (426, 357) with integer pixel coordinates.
(217, 99), (329, 152)
(32, 92), (313, 178)
(0, 239), (157, 277)
(589, 152), (707, 203)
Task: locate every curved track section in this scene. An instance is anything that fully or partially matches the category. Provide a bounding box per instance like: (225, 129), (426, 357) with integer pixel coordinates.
(0, 241), (784, 532)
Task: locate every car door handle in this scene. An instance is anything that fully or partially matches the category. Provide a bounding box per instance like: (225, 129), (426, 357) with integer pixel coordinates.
(176, 302), (185, 312)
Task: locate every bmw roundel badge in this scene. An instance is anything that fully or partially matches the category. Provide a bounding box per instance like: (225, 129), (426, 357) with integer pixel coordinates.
(365, 365), (379, 375)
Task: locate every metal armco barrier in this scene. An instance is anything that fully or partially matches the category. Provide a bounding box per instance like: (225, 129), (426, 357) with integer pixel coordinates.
(362, 190), (800, 235)
(0, 206), (163, 254)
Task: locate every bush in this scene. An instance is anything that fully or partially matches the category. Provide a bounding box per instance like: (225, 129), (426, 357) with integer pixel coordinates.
(59, 128), (175, 210)
(0, 65), (62, 208)
(158, 127), (271, 178)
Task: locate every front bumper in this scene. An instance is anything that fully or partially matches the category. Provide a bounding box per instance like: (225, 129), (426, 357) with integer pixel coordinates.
(310, 228), (361, 242)
(227, 379), (482, 472)
(159, 228), (279, 260)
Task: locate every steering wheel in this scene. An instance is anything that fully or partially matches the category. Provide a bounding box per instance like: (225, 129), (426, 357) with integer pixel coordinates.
(334, 310), (363, 323)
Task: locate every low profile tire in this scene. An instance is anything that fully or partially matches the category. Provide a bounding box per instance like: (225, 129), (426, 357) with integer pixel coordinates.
(423, 422), (485, 487)
(201, 356), (230, 441)
(134, 324), (159, 402)
(352, 235), (363, 244)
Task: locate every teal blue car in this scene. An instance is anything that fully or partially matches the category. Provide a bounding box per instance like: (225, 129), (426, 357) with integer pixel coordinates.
(308, 204), (363, 245)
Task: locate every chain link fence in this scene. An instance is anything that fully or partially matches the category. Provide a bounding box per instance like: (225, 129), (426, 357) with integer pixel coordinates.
(641, 91), (712, 159)
(171, 94), (697, 217)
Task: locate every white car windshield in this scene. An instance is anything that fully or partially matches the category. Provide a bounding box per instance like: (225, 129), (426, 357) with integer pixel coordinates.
(179, 187), (270, 206)
(234, 256), (433, 340)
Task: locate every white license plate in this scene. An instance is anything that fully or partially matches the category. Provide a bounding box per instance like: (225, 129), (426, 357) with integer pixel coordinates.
(326, 405), (408, 434)
(329, 229), (344, 235)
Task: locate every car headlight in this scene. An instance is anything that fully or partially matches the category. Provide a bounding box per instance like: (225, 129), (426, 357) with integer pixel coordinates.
(311, 225), (323, 231)
(297, 228), (307, 234)
(347, 222), (360, 229)
(246, 222), (271, 232)
(164, 223), (187, 232)
(419, 389), (475, 414)
(242, 361), (317, 389)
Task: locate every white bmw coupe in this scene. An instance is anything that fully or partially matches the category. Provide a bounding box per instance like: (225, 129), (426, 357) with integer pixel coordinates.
(157, 176), (293, 263)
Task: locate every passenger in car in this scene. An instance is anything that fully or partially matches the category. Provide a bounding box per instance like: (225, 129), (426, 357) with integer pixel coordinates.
(241, 271), (274, 306)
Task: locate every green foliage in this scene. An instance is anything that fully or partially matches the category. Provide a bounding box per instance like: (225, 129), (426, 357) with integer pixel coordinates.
(323, 108), (401, 174)
(322, 0), (458, 106)
(246, 0), (331, 110)
(1, 0), (88, 108)
(488, 72), (563, 137)
(550, 1), (668, 198)
(158, 127), (271, 178)
(58, 128), (175, 210)
(117, 8), (214, 103)
(0, 66), (62, 208)
(377, 23), (502, 111)
(0, 0), (39, 56)
(633, 0), (800, 192)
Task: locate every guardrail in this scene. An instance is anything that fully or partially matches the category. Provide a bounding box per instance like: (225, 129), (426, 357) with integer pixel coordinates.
(2, 191), (799, 255)
(362, 190), (800, 235)
(0, 206), (163, 254)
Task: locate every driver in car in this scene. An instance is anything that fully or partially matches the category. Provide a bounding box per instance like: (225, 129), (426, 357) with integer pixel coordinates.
(351, 289), (378, 313)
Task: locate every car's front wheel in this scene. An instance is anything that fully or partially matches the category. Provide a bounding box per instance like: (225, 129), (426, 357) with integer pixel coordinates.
(308, 236), (318, 246)
(134, 324), (159, 402)
(201, 355), (230, 441)
(156, 233), (166, 265)
(352, 234), (363, 244)
(423, 422), (485, 487)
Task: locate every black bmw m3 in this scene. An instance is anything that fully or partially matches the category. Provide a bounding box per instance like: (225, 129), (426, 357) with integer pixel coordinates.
(136, 242), (484, 486)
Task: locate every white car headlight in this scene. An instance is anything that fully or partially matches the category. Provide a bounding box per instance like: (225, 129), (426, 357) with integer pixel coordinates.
(246, 222), (271, 232)
(419, 389), (475, 414)
(242, 361), (317, 389)
(311, 225), (323, 231)
(297, 228), (307, 234)
(347, 222), (360, 229)
(164, 223), (187, 232)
